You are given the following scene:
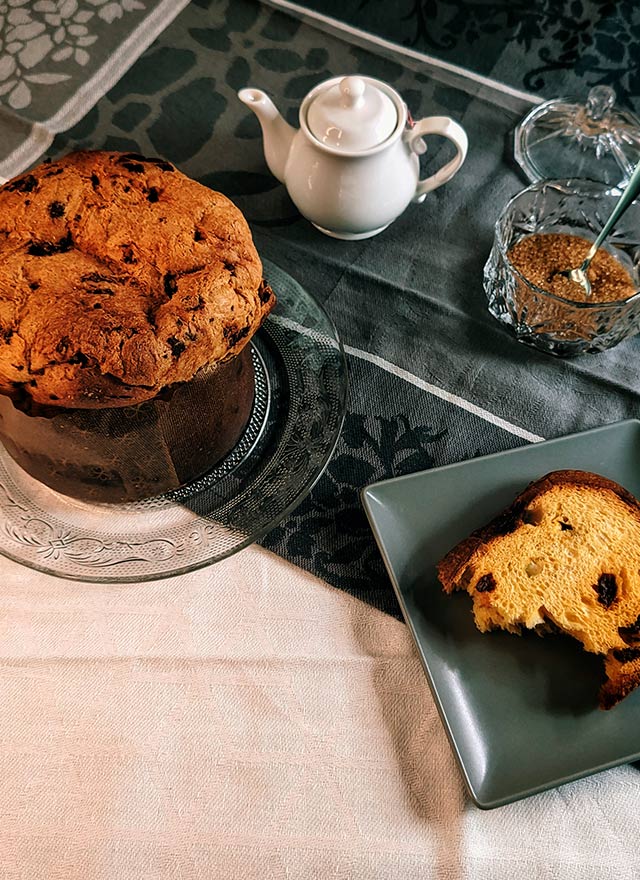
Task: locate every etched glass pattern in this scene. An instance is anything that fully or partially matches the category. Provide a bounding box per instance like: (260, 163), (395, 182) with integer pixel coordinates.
(484, 179), (640, 357)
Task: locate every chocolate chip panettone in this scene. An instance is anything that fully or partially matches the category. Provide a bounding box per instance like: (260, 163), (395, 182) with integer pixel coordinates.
(0, 150), (275, 407)
(0, 151), (276, 501)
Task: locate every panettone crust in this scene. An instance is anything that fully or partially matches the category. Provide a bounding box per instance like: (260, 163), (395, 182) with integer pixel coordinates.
(0, 150), (275, 408)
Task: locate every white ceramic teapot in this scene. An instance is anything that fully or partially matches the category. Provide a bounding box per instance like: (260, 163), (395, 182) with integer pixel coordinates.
(238, 74), (468, 240)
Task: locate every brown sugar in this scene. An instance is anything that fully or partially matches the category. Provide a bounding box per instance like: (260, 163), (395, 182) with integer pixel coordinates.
(507, 233), (637, 303)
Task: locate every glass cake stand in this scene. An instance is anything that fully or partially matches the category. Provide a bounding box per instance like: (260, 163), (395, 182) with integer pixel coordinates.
(0, 260), (348, 582)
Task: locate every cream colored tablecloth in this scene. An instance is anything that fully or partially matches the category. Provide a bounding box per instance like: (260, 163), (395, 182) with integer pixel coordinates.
(1, 546), (639, 879)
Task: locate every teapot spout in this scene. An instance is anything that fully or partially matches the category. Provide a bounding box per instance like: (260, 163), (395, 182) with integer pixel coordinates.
(238, 88), (296, 184)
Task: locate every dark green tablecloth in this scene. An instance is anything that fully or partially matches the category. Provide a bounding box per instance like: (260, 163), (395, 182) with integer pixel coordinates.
(288, 0), (640, 113)
(31, 0), (640, 613)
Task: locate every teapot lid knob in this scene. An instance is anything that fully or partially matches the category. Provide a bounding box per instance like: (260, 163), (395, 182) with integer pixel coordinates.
(339, 76), (366, 108)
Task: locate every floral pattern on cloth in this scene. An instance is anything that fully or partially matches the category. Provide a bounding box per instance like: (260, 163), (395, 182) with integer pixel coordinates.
(262, 412), (448, 609)
(298, 0), (640, 111)
(0, 0), (146, 111)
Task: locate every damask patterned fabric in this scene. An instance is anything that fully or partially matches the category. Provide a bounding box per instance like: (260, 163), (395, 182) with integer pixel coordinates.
(2, 0), (639, 615)
(290, 0), (640, 112)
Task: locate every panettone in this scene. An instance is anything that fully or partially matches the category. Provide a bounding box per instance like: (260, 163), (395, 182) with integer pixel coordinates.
(0, 150), (276, 501)
(0, 150), (275, 407)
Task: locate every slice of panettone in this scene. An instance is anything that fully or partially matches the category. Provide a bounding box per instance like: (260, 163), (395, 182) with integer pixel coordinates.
(437, 470), (640, 709)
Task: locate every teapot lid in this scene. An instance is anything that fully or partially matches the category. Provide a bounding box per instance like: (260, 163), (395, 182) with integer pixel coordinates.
(306, 76), (397, 151)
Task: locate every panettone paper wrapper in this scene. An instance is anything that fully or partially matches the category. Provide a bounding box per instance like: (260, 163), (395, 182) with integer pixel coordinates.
(0, 348), (254, 503)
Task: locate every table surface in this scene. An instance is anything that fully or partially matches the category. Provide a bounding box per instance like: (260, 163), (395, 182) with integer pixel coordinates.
(1, 1), (640, 877)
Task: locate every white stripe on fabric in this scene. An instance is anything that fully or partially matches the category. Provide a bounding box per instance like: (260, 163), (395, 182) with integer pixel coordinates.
(343, 343), (544, 443)
(270, 315), (542, 442)
(262, 0), (544, 107)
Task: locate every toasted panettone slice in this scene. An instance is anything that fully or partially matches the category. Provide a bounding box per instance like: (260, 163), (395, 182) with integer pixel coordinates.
(437, 470), (640, 709)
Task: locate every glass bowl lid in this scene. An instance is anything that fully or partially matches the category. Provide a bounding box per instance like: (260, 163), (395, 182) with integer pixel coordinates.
(514, 86), (640, 190)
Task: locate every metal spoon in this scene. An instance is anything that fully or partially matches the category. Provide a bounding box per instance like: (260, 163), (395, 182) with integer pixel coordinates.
(558, 161), (640, 296)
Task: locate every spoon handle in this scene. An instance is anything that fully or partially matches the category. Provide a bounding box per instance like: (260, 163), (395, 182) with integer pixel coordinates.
(586, 162), (640, 262)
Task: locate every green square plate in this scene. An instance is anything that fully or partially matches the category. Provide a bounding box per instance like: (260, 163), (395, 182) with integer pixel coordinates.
(361, 419), (640, 809)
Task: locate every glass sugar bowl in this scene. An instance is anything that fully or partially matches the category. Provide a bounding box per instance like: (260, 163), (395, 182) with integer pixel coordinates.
(484, 179), (640, 357)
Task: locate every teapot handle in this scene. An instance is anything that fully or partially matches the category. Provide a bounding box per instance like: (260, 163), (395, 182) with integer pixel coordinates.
(408, 116), (468, 202)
